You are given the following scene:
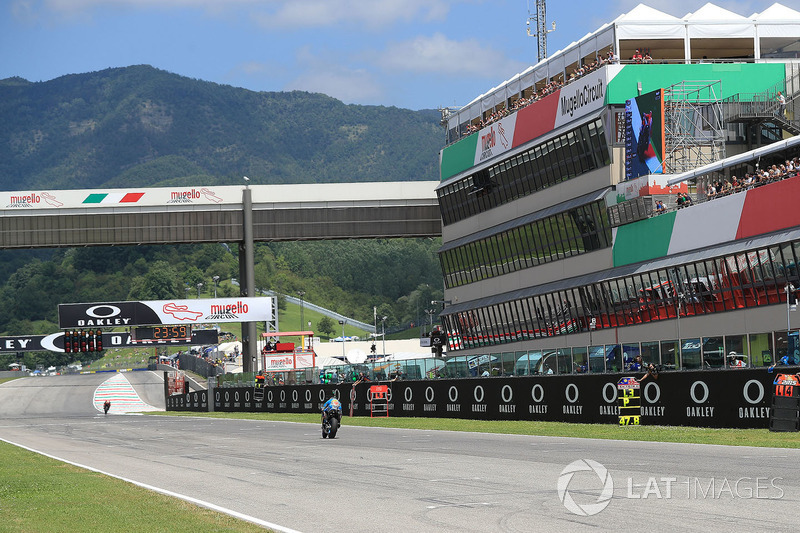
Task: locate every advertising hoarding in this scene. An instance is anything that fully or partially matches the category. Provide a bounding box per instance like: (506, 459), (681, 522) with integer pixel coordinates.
(58, 297), (273, 328)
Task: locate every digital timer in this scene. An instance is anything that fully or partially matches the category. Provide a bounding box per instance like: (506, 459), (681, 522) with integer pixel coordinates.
(132, 325), (192, 342)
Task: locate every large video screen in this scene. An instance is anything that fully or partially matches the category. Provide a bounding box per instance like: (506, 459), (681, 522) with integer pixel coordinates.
(625, 89), (665, 180)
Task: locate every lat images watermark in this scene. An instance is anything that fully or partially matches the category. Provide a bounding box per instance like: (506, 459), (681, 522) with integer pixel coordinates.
(557, 459), (614, 516)
(557, 459), (784, 516)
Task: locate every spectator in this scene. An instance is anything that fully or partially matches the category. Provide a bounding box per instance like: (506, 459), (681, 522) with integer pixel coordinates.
(728, 352), (747, 368)
(778, 91), (786, 117)
(633, 355), (659, 383)
(655, 200), (666, 214)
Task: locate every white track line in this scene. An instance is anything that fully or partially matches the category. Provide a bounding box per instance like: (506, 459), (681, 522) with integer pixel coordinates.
(0, 437), (302, 533)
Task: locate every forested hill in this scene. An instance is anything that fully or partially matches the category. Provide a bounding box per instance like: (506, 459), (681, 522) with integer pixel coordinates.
(0, 65), (444, 191)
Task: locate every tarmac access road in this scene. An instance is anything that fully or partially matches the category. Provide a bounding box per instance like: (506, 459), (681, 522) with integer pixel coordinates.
(1, 374), (799, 533)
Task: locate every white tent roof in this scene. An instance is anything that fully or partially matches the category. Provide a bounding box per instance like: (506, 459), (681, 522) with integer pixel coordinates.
(217, 341), (242, 354)
(756, 2), (800, 21)
(315, 356), (346, 369)
(755, 3), (800, 38)
(685, 3), (753, 38)
(614, 3), (685, 40)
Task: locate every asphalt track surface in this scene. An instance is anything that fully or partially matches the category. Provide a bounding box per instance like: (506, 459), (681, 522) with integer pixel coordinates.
(1, 374), (800, 532)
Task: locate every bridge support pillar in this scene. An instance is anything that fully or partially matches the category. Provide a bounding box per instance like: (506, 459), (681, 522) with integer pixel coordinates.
(240, 186), (258, 374)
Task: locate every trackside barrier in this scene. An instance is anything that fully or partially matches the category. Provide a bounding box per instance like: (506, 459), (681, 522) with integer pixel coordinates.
(165, 368), (796, 429)
(370, 385), (389, 418)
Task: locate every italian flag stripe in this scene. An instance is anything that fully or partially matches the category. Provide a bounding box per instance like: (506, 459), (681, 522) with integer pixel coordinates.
(83, 193), (107, 204)
(82, 192), (145, 204)
(121, 192), (145, 202)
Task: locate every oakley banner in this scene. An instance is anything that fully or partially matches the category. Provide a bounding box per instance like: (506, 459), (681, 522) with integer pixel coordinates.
(58, 297), (273, 328)
(0, 329), (220, 353)
(169, 369), (787, 429)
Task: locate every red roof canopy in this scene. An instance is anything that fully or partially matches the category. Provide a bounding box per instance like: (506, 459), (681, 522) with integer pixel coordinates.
(261, 331), (314, 337)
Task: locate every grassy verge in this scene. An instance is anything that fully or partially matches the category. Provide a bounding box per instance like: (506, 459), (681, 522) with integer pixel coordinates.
(151, 411), (800, 449)
(0, 441), (268, 533)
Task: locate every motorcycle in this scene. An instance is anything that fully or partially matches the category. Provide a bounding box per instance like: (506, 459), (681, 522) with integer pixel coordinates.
(322, 409), (341, 439)
(103, 400), (111, 415)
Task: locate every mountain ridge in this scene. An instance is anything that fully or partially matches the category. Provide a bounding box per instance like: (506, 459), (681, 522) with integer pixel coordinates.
(0, 65), (444, 191)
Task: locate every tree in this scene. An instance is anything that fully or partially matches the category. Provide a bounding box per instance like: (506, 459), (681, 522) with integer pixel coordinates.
(317, 316), (336, 336)
(127, 261), (182, 300)
(182, 266), (205, 288)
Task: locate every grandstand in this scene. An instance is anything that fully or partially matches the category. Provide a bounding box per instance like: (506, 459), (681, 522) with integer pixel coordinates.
(435, 3), (800, 375)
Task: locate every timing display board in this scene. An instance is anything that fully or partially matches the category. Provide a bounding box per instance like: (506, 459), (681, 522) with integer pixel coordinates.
(617, 376), (641, 425)
(769, 373), (800, 432)
(132, 325), (192, 343)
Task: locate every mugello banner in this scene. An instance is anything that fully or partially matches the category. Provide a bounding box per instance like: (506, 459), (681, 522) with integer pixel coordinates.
(442, 68), (607, 180)
(168, 368), (786, 429)
(0, 186), (242, 210)
(58, 297), (273, 329)
(263, 352), (316, 372)
(0, 329), (220, 353)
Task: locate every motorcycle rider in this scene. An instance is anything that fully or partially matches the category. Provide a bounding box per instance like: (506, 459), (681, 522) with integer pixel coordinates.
(321, 391), (342, 424)
(103, 400), (111, 415)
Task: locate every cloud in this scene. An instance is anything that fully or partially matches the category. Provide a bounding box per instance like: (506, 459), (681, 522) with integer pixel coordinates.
(285, 66), (383, 104)
(12, 0), (239, 20)
(33, 0), (451, 28)
(255, 0), (451, 30)
(280, 45), (383, 104)
(376, 33), (527, 78)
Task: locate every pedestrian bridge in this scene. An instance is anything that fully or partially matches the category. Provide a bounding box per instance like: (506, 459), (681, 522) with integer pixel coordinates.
(0, 181), (441, 249)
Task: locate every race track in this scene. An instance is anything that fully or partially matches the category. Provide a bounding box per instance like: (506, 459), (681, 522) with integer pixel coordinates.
(1, 374), (799, 532)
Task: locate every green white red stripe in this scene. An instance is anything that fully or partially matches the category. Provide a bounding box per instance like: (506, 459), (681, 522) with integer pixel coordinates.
(82, 192), (145, 204)
(93, 373), (160, 413)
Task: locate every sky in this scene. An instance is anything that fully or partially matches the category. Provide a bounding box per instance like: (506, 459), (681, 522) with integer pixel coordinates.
(1, 0), (796, 111)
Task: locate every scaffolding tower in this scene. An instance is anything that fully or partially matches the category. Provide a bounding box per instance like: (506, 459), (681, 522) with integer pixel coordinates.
(663, 81), (726, 174)
(527, 0), (555, 63)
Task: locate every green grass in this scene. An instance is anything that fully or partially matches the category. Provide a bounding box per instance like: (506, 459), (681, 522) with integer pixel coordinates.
(0, 441), (268, 533)
(150, 411), (800, 449)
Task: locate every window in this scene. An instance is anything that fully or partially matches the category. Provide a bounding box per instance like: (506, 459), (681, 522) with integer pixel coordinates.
(682, 338), (702, 369)
(702, 336), (724, 369)
(641, 342), (660, 367)
(749, 332), (774, 367)
(661, 340), (681, 370)
(438, 118), (609, 226)
(441, 199), (612, 288)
